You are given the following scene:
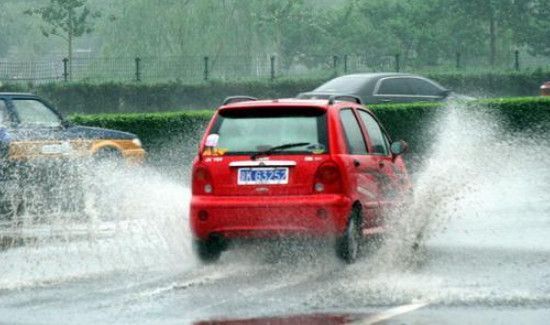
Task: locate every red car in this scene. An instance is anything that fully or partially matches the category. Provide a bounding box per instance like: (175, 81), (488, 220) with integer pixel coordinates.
(541, 81), (550, 96)
(189, 96), (411, 263)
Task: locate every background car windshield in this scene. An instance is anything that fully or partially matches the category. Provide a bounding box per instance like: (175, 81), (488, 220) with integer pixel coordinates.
(212, 108), (327, 154)
(12, 99), (62, 127)
(315, 75), (368, 93)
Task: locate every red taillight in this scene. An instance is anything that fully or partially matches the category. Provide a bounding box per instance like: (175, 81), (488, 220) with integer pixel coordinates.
(314, 162), (342, 194)
(192, 166), (213, 195)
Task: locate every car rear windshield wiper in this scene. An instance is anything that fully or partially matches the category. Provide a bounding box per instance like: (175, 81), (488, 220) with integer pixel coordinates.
(251, 142), (311, 160)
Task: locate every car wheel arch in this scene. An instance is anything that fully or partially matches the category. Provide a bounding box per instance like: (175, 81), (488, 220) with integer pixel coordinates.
(93, 145), (123, 160)
(91, 140), (124, 155)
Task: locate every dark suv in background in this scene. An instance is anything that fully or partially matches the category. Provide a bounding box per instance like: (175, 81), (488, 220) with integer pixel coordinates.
(298, 73), (470, 105)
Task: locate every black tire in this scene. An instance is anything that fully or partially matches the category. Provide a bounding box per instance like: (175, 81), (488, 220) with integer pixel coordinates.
(193, 238), (223, 263)
(336, 207), (362, 264)
(94, 147), (124, 168)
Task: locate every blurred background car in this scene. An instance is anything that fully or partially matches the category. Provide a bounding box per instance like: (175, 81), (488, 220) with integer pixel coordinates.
(298, 73), (473, 105)
(0, 92), (145, 219)
(541, 81), (550, 96)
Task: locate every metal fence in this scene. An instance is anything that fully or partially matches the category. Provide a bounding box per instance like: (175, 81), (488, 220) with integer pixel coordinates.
(1, 51), (548, 84)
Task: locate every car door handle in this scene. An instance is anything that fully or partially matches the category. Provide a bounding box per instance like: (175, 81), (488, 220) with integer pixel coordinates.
(380, 99), (392, 103)
(353, 160), (361, 167)
(379, 161), (385, 168)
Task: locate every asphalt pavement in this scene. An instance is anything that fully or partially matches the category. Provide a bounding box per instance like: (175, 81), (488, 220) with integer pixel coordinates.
(0, 105), (549, 324)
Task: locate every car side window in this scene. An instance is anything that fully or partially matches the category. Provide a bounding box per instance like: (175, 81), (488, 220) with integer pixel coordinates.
(0, 100), (7, 126)
(339, 109), (367, 155)
(11, 99), (62, 127)
(408, 78), (443, 96)
(377, 78), (414, 95)
(357, 110), (389, 155)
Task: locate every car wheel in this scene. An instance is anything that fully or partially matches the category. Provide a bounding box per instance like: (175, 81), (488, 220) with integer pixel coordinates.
(94, 147), (123, 167)
(336, 207), (362, 264)
(193, 238), (223, 263)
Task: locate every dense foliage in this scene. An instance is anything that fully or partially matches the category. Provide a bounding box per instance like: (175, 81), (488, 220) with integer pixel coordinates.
(68, 97), (550, 166)
(2, 70), (548, 114)
(1, 0), (549, 71)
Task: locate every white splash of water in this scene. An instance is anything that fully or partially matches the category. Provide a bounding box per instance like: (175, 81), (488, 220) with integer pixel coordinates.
(0, 164), (196, 290)
(324, 100), (550, 307)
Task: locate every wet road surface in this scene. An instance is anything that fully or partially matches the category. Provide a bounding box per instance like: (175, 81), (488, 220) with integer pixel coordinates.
(1, 106), (549, 324)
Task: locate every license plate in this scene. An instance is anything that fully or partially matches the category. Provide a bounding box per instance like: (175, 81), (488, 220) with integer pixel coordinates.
(41, 142), (73, 155)
(238, 167), (289, 185)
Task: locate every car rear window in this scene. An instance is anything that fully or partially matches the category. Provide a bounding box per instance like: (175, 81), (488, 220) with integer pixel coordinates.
(315, 75), (368, 93)
(210, 108), (328, 155)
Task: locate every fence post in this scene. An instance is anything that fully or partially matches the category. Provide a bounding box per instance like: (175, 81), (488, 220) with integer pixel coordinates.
(456, 52), (461, 69)
(395, 54), (400, 72)
(62, 58), (69, 82)
(344, 55), (348, 74)
(204, 56), (209, 81)
(514, 50), (520, 71)
(333, 55), (338, 74)
(135, 57), (141, 82)
(270, 55), (276, 81)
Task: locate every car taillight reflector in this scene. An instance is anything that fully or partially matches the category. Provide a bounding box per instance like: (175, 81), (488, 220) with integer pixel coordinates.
(193, 166), (213, 195)
(314, 162), (342, 193)
(317, 165), (340, 183)
(195, 168), (209, 181)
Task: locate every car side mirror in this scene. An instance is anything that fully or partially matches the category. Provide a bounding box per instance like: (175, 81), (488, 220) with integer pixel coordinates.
(390, 140), (408, 156)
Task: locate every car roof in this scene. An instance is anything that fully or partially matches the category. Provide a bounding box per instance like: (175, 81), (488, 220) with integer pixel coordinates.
(220, 98), (361, 110)
(336, 72), (419, 79)
(308, 73), (417, 95)
(0, 92), (36, 97)
(218, 98), (377, 116)
(317, 73), (421, 85)
(304, 72), (447, 98)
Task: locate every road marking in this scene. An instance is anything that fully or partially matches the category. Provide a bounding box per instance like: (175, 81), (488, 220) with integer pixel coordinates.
(355, 302), (430, 325)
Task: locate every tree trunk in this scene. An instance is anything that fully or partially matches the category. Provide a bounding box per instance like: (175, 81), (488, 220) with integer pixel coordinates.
(489, 0), (496, 66)
(68, 32), (72, 81)
(68, 9), (73, 81)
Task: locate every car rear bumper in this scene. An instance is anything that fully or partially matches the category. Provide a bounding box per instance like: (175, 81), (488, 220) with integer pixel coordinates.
(190, 194), (352, 240)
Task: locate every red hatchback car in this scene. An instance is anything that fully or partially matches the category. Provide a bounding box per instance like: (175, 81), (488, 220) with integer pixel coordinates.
(190, 96), (411, 263)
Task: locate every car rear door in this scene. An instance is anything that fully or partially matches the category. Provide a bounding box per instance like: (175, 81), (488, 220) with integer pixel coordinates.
(338, 108), (380, 228)
(356, 109), (404, 209)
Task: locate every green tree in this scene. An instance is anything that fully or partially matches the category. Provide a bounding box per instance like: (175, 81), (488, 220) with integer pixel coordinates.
(0, 3), (12, 58)
(447, 0), (521, 66)
(24, 0), (100, 80)
(512, 0), (550, 56)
